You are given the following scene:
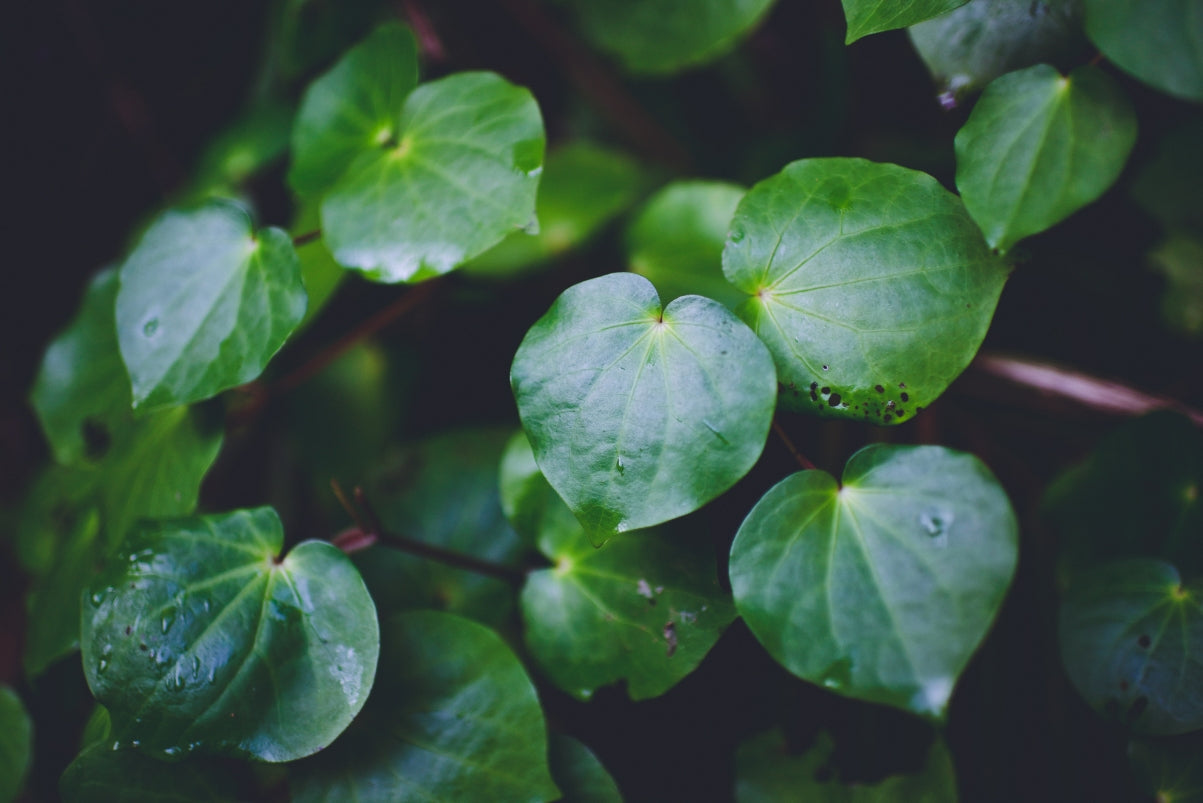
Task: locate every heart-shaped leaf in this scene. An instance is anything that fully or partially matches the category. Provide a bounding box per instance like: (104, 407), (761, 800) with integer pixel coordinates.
(1059, 559), (1203, 735)
(82, 507), (379, 762)
(0, 687), (32, 803)
(511, 272), (777, 538)
(730, 444), (1018, 718)
(723, 158), (1009, 422)
(116, 200), (307, 410)
(842, 0), (970, 43)
(1083, 0), (1203, 102)
(321, 71), (545, 282)
(289, 611), (560, 803)
(501, 433), (736, 700)
(955, 64), (1137, 253)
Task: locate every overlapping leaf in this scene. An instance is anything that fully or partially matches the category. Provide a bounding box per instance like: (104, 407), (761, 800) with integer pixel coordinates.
(511, 272), (777, 538)
(842, 0), (969, 43)
(730, 444), (1018, 718)
(723, 158), (1009, 422)
(548, 735), (623, 803)
(60, 743), (238, 803)
(83, 507), (379, 762)
(1083, 0), (1203, 102)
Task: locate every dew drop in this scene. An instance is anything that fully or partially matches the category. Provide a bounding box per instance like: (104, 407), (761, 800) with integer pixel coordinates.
(822, 364), (829, 371)
(191, 655), (202, 679)
(919, 510), (954, 547)
(616, 457), (625, 474)
(97, 659), (109, 674)
(163, 746), (182, 758)
(207, 667), (217, 685)
(142, 318), (160, 337)
(729, 227), (745, 243)
(161, 609), (176, 634)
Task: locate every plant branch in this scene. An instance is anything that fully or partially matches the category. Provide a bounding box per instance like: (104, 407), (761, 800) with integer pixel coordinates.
(772, 418), (817, 471)
(397, 0), (447, 62)
(292, 229), (322, 247)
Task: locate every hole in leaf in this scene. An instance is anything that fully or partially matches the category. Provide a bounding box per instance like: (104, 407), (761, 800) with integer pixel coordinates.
(82, 418), (111, 460)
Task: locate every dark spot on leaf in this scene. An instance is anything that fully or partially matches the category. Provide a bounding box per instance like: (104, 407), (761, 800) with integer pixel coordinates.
(664, 622), (678, 657)
(886, 400), (895, 410)
(883, 414), (892, 422)
(125, 625), (132, 636)
(899, 382), (906, 389)
(810, 390), (818, 401)
(896, 410), (906, 418)
(900, 392), (909, 402)
(916, 406), (925, 414)
(82, 418), (111, 460)
(1138, 634), (1151, 649)
(810, 382), (818, 391)
(821, 387), (830, 395)
(1127, 696), (1149, 723)
(828, 393), (842, 407)
(875, 385), (884, 393)
(139, 643), (148, 651)
(822, 365), (829, 371)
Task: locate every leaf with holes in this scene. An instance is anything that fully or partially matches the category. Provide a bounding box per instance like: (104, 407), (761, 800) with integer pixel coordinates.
(321, 71), (545, 282)
(723, 158), (1008, 423)
(502, 433), (736, 700)
(842, 0), (970, 43)
(955, 64), (1137, 253)
(1083, 0), (1203, 102)
(511, 272), (777, 538)
(289, 611), (560, 803)
(82, 507), (379, 762)
(116, 200), (307, 411)
(1059, 559), (1203, 735)
(730, 444), (1018, 718)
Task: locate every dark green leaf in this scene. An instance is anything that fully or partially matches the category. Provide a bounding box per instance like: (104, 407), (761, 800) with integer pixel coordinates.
(1130, 732), (1203, 803)
(908, 0), (1088, 100)
(506, 433), (736, 700)
(1083, 0), (1203, 102)
(116, 200), (307, 410)
(59, 743), (239, 803)
(723, 158), (1008, 422)
(568, 0), (776, 73)
(16, 463), (98, 575)
(322, 72), (545, 282)
(83, 507), (379, 762)
(842, 0), (970, 43)
(548, 735), (623, 803)
(1149, 235), (1203, 338)
(0, 687), (32, 803)
(1131, 115), (1203, 235)
(288, 22), (419, 198)
(730, 444), (1018, 718)
(290, 611), (560, 803)
(1059, 559), (1203, 735)
(511, 272), (777, 538)
(23, 508), (101, 677)
(192, 100), (294, 196)
(955, 64), (1137, 253)
(627, 180), (747, 310)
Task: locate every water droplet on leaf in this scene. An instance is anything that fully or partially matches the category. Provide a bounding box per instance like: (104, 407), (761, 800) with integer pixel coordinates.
(142, 318), (159, 337)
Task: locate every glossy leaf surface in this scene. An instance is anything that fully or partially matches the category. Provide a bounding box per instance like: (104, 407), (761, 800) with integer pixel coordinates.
(730, 444), (1018, 717)
(627, 180), (747, 310)
(504, 434), (736, 700)
(569, 0), (775, 73)
(1083, 0), (1203, 101)
(0, 687), (32, 803)
(289, 22), (419, 198)
(116, 200), (306, 410)
(723, 158), (1008, 421)
(548, 735), (623, 803)
(511, 272), (777, 538)
(842, 0), (969, 43)
(955, 64), (1137, 253)
(1059, 559), (1203, 735)
(322, 71), (545, 282)
(59, 743), (238, 803)
(83, 507), (379, 762)
(290, 611), (560, 803)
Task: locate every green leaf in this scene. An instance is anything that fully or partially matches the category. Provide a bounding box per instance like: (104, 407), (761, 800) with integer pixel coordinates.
(730, 444), (1018, 718)
(511, 272), (777, 538)
(468, 141), (648, 277)
(292, 202), (346, 329)
(1059, 559), (1203, 735)
(288, 22), (419, 198)
(955, 64), (1137, 253)
(82, 507), (379, 762)
(548, 735), (623, 803)
(735, 729), (957, 802)
(1149, 235), (1203, 338)
(16, 463), (99, 575)
(723, 158), (1009, 422)
(290, 611), (560, 803)
(1131, 115), (1203, 235)
(506, 433), (736, 700)
(1130, 732), (1203, 803)
(842, 0), (970, 43)
(0, 687), (32, 803)
(192, 100), (295, 196)
(627, 180), (748, 310)
(23, 507), (101, 677)
(354, 429), (526, 629)
(60, 743), (239, 803)
(116, 200), (307, 410)
(908, 0), (1089, 100)
(321, 72), (545, 282)
(1083, 0), (1203, 102)
(568, 0), (776, 73)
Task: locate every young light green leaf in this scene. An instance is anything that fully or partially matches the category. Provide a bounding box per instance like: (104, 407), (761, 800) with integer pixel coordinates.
(736, 729), (957, 802)
(82, 507), (379, 762)
(506, 433), (736, 700)
(1130, 732), (1203, 803)
(1083, 0), (1203, 102)
(723, 158), (1009, 422)
(0, 687), (32, 803)
(116, 200), (307, 410)
(568, 0), (776, 73)
(955, 64), (1137, 253)
(627, 180), (748, 310)
(842, 0), (970, 43)
(290, 611), (560, 803)
(468, 141), (648, 277)
(289, 22), (419, 198)
(321, 72), (545, 282)
(292, 201), (346, 329)
(730, 444), (1018, 718)
(60, 742), (239, 803)
(1060, 559), (1203, 735)
(908, 0), (1088, 101)
(511, 272), (777, 539)
(549, 735), (623, 803)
